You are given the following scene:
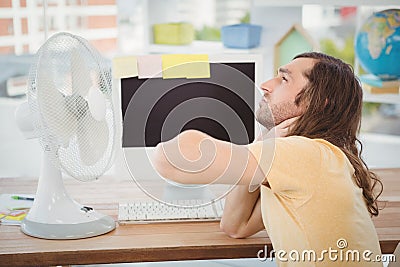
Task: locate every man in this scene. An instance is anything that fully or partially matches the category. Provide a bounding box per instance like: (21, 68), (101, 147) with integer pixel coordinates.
(152, 52), (383, 266)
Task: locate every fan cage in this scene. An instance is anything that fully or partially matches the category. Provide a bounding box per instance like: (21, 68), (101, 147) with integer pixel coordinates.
(27, 32), (116, 181)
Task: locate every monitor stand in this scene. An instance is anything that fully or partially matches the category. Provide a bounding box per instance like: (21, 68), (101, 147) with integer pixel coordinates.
(162, 182), (215, 202)
(122, 148), (226, 202)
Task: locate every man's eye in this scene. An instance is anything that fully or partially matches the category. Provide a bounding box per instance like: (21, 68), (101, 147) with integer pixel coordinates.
(282, 76), (288, 82)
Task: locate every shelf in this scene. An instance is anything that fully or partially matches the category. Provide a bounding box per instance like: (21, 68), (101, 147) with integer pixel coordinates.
(363, 90), (400, 104)
(253, 0), (400, 6)
(359, 133), (400, 169)
(148, 41), (263, 55)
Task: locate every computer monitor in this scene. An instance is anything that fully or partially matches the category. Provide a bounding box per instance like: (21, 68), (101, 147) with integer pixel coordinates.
(117, 54), (263, 202)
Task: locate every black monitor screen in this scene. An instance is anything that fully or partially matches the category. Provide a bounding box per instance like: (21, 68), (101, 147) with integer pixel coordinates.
(121, 62), (255, 147)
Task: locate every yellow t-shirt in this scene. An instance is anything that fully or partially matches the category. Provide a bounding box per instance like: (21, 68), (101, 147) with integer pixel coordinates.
(248, 136), (382, 267)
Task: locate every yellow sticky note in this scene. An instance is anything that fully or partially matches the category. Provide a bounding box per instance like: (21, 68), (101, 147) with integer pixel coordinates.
(161, 54), (188, 79)
(161, 54), (210, 79)
(112, 56), (138, 79)
(185, 54), (210, 79)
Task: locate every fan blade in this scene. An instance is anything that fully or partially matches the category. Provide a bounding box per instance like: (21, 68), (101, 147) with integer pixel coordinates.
(71, 49), (92, 96)
(37, 66), (77, 146)
(76, 111), (109, 166)
(87, 86), (106, 121)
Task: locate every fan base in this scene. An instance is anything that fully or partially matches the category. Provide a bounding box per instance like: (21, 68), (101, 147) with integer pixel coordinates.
(21, 215), (115, 240)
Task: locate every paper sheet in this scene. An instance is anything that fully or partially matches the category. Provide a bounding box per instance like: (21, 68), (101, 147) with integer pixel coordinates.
(0, 194), (34, 225)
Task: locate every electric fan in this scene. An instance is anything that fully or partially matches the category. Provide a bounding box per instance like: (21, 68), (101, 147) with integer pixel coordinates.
(15, 32), (116, 239)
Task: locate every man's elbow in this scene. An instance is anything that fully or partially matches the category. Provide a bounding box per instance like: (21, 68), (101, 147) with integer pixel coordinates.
(220, 219), (250, 239)
(152, 143), (175, 179)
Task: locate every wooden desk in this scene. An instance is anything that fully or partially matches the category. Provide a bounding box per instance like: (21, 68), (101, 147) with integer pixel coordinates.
(0, 168), (399, 267)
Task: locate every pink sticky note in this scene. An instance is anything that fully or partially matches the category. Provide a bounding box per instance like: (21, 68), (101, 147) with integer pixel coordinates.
(137, 55), (163, 79)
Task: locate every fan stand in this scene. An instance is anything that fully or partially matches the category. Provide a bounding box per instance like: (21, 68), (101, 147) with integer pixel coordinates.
(21, 152), (116, 239)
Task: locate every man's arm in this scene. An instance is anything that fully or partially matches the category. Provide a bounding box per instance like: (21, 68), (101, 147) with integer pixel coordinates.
(152, 129), (266, 238)
(152, 129), (266, 186)
(220, 186), (264, 238)
(219, 117), (299, 238)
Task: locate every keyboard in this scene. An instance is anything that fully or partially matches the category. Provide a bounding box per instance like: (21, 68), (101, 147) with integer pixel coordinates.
(118, 199), (225, 224)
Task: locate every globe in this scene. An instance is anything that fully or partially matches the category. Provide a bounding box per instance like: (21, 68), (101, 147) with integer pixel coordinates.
(355, 9), (400, 79)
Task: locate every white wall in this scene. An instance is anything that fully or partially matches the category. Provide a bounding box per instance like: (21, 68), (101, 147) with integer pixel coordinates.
(250, 6), (303, 80)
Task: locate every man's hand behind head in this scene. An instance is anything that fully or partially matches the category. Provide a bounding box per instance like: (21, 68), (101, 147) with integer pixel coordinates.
(256, 116), (299, 141)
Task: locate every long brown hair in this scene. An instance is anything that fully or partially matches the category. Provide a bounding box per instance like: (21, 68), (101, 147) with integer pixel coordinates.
(288, 52), (382, 216)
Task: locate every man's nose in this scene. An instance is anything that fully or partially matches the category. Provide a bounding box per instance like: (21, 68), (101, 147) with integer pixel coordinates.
(261, 79), (275, 93)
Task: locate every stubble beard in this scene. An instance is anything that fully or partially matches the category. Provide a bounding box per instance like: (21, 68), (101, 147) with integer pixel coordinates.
(256, 100), (274, 130)
(256, 98), (301, 130)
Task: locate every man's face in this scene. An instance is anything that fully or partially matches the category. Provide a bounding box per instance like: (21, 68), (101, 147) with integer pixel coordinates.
(256, 57), (315, 129)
